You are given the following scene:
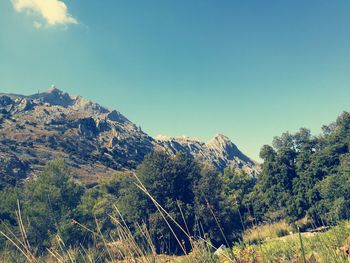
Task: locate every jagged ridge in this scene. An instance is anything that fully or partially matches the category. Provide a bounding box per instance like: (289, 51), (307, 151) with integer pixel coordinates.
(0, 87), (259, 184)
(156, 134), (259, 175)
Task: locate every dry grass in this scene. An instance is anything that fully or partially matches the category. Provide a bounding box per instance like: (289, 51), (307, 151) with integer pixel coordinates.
(243, 221), (292, 244)
(234, 221), (350, 263)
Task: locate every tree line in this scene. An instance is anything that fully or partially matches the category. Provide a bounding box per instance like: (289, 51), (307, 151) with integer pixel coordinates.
(251, 111), (350, 224)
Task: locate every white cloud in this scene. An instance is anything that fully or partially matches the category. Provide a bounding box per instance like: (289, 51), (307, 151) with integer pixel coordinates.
(12, 0), (78, 27)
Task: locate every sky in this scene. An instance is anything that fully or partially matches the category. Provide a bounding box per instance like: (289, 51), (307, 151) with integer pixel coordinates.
(1, 0), (350, 161)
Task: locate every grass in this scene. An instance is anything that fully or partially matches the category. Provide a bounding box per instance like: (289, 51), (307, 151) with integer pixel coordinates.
(2, 213), (350, 262)
(242, 220), (292, 244)
(232, 221), (350, 263)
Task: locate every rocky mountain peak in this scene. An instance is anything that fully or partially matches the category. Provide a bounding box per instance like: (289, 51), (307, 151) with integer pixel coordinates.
(0, 88), (260, 184)
(27, 87), (113, 116)
(157, 133), (259, 174)
(206, 134), (238, 153)
(47, 86), (63, 94)
(207, 134), (231, 146)
(31, 86), (75, 107)
(72, 95), (110, 115)
(206, 134), (254, 169)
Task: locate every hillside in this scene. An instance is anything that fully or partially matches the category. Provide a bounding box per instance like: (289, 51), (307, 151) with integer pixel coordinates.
(0, 87), (259, 184)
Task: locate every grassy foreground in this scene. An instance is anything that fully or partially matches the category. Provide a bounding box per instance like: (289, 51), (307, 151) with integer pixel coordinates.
(1, 220), (350, 262)
(233, 222), (350, 262)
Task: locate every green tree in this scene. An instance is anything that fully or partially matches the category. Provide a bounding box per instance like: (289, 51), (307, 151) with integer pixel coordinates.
(253, 112), (350, 225)
(118, 151), (200, 254)
(193, 167), (242, 247)
(221, 168), (255, 226)
(22, 159), (84, 251)
(0, 186), (21, 250)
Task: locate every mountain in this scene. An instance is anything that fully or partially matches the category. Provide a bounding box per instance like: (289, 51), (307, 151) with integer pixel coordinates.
(156, 135), (258, 175)
(0, 87), (259, 185)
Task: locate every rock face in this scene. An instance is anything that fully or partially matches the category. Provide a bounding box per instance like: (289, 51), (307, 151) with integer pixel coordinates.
(156, 134), (259, 175)
(0, 87), (259, 184)
(0, 152), (29, 189)
(0, 88), (154, 183)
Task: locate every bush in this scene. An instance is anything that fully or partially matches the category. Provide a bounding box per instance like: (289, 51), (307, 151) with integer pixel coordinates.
(276, 228), (289, 237)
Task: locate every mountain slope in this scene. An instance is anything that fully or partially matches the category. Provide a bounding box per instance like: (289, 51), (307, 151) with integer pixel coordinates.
(156, 134), (258, 175)
(0, 87), (259, 184)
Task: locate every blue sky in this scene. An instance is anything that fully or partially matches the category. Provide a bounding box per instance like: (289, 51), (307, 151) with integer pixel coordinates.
(1, 0), (350, 161)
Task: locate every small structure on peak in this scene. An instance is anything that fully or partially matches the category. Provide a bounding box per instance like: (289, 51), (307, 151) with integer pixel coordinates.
(47, 85), (62, 94)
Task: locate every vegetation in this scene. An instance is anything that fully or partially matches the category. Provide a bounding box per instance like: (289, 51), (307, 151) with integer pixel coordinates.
(1, 111), (350, 261)
(251, 111), (350, 225)
(242, 221), (292, 244)
(233, 222), (350, 262)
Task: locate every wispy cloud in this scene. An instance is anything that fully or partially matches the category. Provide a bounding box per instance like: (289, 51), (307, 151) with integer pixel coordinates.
(11, 0), (78, 28)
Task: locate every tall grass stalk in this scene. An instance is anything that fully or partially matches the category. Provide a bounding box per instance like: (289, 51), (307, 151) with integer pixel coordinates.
(297, 226), (306, 263)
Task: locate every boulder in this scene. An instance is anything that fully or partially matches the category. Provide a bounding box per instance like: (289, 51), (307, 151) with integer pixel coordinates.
(0, 152), (29, 189)
(78, 117), (98, 137)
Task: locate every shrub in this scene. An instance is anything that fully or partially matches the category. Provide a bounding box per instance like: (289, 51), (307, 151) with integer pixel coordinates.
(276, 228), (289, 237)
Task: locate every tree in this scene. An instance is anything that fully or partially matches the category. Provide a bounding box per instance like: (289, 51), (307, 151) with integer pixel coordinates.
(116, 151), (244, 253)
(193, 167), (242, 247)
(253, 111), (350, 225)
(0, 186), (21, 250)
(221, 168), (255, 205)
(22, 159), (84, 251)
(119, 151), (201, 254)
